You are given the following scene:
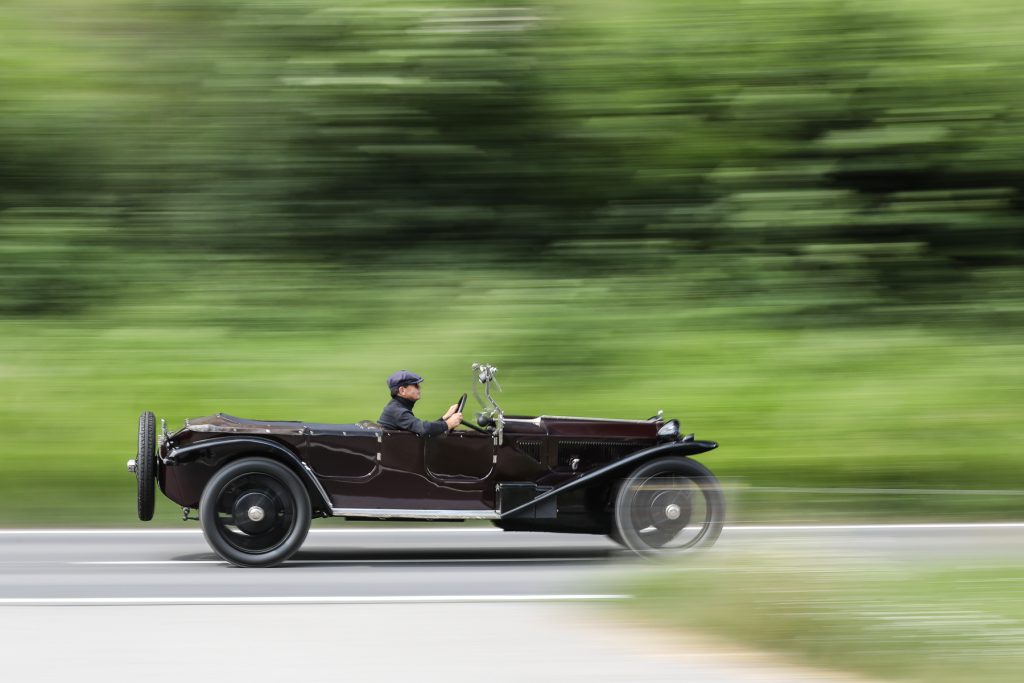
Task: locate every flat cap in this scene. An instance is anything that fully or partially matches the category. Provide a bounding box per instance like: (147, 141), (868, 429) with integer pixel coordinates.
(387, 369), (425, 392)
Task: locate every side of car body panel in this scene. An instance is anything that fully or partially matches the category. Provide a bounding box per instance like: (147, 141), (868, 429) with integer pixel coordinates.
(158, 433), (327, 511)
(321, 431), (494, 511)
(156, 412), (713, 532)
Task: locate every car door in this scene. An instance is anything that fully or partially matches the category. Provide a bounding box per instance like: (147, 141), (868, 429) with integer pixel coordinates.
(304, 424), (380, 481)
(423, 431), (495, 482)
(324, 429), (496, 511)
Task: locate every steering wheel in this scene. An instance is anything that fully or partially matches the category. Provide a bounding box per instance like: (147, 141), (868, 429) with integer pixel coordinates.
(452, 392), (490, 433)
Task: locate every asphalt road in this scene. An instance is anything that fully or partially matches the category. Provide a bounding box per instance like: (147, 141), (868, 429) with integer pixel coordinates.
(2, 523), (1023, 682)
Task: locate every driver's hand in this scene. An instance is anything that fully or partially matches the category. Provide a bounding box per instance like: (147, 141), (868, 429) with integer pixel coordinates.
(445, 412), (463, 430)
(443, 403), (459, 420)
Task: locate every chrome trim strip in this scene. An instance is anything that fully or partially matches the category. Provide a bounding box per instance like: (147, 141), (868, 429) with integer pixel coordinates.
(301, 462), (333, 509)
(330, 508), (499, 520)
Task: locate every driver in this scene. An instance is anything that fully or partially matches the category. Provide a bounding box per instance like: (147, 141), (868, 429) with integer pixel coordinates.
(378, 370), (462, 435)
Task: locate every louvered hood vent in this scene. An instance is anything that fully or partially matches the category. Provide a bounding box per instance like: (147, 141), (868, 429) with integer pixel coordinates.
(514, 439), (544, 462)
(556, 439), (648, 468)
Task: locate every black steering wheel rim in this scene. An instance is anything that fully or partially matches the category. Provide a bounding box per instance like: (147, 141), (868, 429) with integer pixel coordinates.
(452, 392), (492, 433)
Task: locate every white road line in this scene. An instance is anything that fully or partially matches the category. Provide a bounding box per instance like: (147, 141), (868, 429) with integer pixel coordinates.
(726, 523), (1024, 531)
(72, 557), (600, 566)
(0, 594), (627, 607)
(738, 486), (1024, 496)
(3, 522), (1024, 536)
(0, 527), (501, 535)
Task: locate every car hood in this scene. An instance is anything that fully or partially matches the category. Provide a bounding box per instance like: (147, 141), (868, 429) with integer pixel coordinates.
(502, 415), (661, 440)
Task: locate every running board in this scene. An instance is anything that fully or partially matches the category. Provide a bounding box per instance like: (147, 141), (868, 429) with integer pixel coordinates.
(330, 508), (500, 521)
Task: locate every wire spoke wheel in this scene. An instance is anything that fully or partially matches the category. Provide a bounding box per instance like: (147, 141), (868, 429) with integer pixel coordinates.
(613, 457), (724, 557)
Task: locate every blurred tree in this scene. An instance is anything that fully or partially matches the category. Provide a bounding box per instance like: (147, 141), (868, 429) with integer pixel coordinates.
(0, 0), (1021, 319)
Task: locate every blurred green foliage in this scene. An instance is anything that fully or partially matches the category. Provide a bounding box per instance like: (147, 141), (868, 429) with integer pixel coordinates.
(2, 0), (1023, 318)
(2, 313), (1022, 523)
(1, 0), (1023, 522)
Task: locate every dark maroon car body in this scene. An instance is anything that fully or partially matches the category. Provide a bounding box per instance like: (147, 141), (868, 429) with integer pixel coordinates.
(130, 363), (725, 566)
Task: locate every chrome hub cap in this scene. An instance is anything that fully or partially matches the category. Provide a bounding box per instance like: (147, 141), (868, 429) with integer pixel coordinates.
(222, 478), (295, 551)
(665, 503), (681, 521)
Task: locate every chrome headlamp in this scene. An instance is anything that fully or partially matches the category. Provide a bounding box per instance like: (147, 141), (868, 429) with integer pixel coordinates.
(657, 419), (680, 441)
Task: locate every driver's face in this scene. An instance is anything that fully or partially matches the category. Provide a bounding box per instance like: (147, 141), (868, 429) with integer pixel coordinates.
(398, 383), (421, 401)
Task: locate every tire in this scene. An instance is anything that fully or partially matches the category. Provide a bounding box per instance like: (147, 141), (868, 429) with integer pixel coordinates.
(607, 529), (627, 548)
(199, 457), (311, 568)
(136, 411), (156, 521)
(613, 456), (725, 558)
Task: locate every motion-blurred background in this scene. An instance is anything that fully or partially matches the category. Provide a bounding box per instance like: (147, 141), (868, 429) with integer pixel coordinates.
(1, 0), (1022, 524)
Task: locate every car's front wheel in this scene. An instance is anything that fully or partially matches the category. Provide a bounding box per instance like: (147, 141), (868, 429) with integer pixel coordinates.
(199, 457), (311, 567)
(612, 456), (725, 558)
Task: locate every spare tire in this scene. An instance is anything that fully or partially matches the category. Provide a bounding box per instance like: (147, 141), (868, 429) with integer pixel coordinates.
(136, 411), (157, 521)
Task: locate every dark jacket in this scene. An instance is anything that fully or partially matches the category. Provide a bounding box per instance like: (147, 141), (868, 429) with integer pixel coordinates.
(378, 396), (448, 436)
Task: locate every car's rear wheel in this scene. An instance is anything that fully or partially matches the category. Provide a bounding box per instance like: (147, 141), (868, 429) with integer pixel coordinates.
(136, 411), (157, 521)
(199, 457), (311, 567)
(612, 456), (725, 558)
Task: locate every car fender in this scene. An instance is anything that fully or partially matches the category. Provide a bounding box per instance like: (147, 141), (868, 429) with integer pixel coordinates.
(501, 439), (717, 519)
(164, 436), (332, 512)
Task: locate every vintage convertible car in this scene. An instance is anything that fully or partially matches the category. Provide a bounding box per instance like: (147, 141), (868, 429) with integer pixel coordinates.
(128, 363), (725, 566)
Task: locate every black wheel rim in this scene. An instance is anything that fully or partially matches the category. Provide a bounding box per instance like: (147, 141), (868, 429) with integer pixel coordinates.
(212, 472), (297, 554)
(625, 472), (712, 551)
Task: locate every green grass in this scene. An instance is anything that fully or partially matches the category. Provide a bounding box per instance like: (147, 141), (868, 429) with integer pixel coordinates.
(620, 554), (1024, 683)
(1, 267), (1022, 525)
